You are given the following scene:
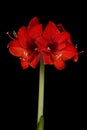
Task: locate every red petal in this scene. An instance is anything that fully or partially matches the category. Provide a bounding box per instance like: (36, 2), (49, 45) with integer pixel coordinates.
(43, 21), (60, 42)
(28, 24), (42, 39)
(20, 58), (29, 69)
(56, 24), (72, 49)
(17, 26), (28, 48)
(57, 41), (66, 50)
(28, 17), (39, 30)
(35, 36), (47, 51)
(61, 45), (78, 61)
(54, 58), (65, 70)
(9, 47), (28, 58)
(42, 52), (53, 64)
(57, 32), (70, 44)
(7, 40), (20, 48)
(8, 40), (28, 58)
(30, 54), (40, 68)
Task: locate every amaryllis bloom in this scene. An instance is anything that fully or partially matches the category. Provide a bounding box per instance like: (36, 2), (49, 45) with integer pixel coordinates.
(7, 17), (78, 70)
(42, 21), (78, 70)
(7, 17), (42, 69)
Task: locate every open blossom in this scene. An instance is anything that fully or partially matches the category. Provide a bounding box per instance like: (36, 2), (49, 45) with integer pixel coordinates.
(7, 17), (78, 70)
(42, 21), (78, 70)
(7, 17), (42, 69)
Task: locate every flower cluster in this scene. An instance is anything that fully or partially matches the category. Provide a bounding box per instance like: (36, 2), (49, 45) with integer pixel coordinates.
(7, 17), (78, 70)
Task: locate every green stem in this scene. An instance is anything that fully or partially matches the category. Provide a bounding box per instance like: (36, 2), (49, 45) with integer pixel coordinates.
(37, 54), (45, 124)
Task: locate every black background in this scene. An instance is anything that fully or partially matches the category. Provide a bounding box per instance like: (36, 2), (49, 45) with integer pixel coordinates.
(0, 1), (87, 129)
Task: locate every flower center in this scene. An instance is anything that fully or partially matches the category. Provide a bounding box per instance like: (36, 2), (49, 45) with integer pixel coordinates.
(47, 43), (57, 52)
(27, 41), (38, 52)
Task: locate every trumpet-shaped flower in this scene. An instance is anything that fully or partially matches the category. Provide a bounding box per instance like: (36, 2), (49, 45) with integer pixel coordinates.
(42, 21), (78, 70)
(7, 17), (42, 69)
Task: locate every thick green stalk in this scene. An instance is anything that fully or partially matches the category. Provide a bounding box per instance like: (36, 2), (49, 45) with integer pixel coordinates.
(37, 54), (45, 127)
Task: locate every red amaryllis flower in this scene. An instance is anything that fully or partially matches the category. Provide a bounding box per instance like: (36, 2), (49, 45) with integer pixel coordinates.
(42, 21), (78, 70)
(7, 17), (42, 69)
